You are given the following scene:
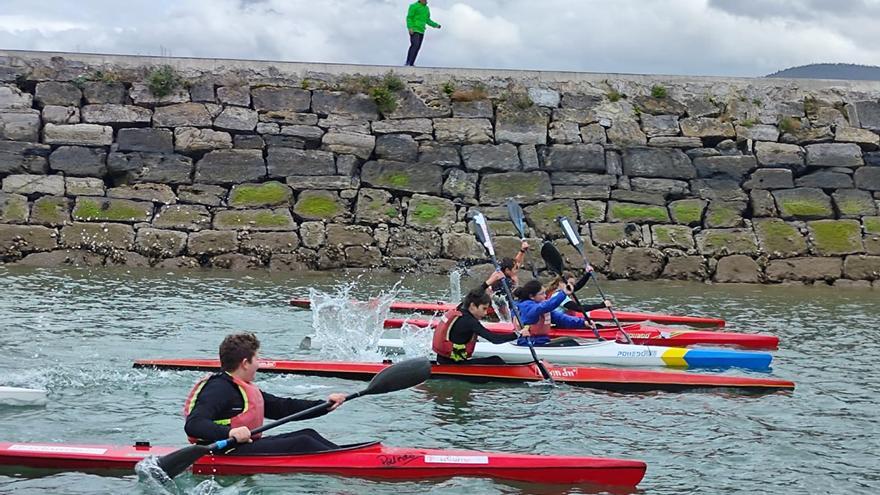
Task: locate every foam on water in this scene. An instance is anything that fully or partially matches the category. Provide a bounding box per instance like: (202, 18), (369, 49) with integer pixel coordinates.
(307, 282), (400, 362)
(447, 268), (463, 304)
(397, 321), (435, 358)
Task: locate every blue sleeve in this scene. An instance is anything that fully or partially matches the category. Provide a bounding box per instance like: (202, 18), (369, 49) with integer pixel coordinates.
(534, 291), (567, 314)
(550, 310), (586, 329)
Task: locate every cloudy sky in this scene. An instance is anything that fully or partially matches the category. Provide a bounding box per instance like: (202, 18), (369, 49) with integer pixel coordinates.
(0, 0), (877, 77)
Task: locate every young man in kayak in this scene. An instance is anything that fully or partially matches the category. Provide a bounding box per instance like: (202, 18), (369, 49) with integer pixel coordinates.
(433, 272), (529, 365)
(513, 280), (594, 346)
(184, 332), (347, 454)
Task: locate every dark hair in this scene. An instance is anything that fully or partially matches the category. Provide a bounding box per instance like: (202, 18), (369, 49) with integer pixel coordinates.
(499, 257), (515, 272)
(513, 279), (544, 301)
(462, 287), (491, 308)
(219, 332), (260, 372)
(548, 271), (575, 288)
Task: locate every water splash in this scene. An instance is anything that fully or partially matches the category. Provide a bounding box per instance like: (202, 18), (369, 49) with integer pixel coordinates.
(397, 320), (435, 358)
(135, 455), (179, 495)
(308, 282), (400, 362)
(447, 268), (463, 304)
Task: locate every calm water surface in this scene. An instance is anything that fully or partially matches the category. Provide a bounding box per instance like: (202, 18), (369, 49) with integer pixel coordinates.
(0, 266), (877, 495)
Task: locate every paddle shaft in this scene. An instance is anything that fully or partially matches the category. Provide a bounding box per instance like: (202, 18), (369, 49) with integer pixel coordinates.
(506, 200), (538, 278)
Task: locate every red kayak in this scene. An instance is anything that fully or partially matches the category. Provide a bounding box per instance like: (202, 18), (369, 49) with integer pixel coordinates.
(0, 441), (645, 486)
(133, 358), (795, 393)
(289, 299), (726, 328)
(383, 318), (779, 350)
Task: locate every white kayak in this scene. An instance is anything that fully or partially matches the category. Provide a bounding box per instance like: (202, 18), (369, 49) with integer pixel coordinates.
(377, 338), (773, 371)
(0, 387), (47, 407)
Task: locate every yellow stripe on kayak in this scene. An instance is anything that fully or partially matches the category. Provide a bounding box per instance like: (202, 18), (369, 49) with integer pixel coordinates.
(661, 347), (689, 367)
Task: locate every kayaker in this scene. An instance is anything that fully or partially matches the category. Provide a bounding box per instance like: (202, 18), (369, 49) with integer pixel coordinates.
(513, 280), (593, 346)
(433, 273), (530, 365)
(184, 332), (346, 454)
(547, 270), (613, 318)
(490, 240), (530, 320)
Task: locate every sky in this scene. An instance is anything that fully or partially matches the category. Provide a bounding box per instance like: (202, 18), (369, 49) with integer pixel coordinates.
(0, 0), (877, 77)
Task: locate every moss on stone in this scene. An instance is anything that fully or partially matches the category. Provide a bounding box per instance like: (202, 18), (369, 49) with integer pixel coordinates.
(706, 204), (742, 227)
(296, 194), (341, 219)
(652, 225), (693, 248)
(669, 200), (704, 225)
(411, 202), (441, 223)
(0, 196), (28, 222)
(385, 207), (399, 218)
(217, 209), (293, 229)
(778, 198), (832, 218)
(808, 220), (863, 255)
(381, 172), (410, 188)
(610, 203), (669, 223)
(578, 202), (604, 222)
(32, 197), (68, 225)
(73, 198), (150, 222)
(229, 182), (291, 208)
(754, 219), (806, 255)
(482, 176), (541, 199)
(698, 230), (758, 255)
(864, 217), (880, 234)
(836, 199), (872, 217)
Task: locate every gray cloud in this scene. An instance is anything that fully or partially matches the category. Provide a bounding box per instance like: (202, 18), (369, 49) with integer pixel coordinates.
(0, 0), (877, 77)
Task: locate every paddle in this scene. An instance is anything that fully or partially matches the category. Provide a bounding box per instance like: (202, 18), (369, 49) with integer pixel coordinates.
(556, 216), (634, 345)
(471, 210), (554, 384)
(540, 242), (603, 340)
(506, 199), (537, 278)
(154, 357), (432, 479)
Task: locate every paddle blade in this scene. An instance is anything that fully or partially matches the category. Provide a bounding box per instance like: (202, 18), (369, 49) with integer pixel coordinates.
(541, 242), (565, 274)
(469, 211), (496, 257)
(362, 357), (431, 396)
(156, 444), (209, 478)
(558, 216), (584, 255)
(506, 199), (527, 239)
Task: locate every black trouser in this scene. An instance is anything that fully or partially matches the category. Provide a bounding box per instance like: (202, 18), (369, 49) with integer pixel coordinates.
(405, 32), (424, 66)
(226, 428), (338, 455)
(436, 355), (507, 365)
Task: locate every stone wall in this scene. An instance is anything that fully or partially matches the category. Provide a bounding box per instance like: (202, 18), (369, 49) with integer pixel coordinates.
(0, 50), (879, 286)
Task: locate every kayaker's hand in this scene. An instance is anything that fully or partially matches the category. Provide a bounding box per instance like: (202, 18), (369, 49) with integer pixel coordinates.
(585, 264), (594, 273)
(520, 241), (529, 252)
(486, 270), (505, 287)
(229, 426), (252, 443)
(520, 328), (530, 337)
(327, 393), (346, 411)
(562, 285), (573, 296)
(603, 299), (612, 308)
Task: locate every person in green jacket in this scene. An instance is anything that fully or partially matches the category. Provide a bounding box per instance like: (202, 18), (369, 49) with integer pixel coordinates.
(405, 0), (441, 66)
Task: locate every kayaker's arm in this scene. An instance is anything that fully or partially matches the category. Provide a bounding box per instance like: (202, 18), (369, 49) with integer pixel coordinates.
(533, 290), (567, 314)
(451, 312), (518, 344)
(550, 310), (588, 329)
(262, 392), (329, 421)
(184, 379), (237, 442)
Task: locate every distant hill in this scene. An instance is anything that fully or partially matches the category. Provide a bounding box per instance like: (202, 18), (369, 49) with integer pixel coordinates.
(766, 63), (880, 81)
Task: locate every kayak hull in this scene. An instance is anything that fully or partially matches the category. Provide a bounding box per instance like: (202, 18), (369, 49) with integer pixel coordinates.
(383, 318), (780, 350)
(376, 338), (773, 370)
(0, 386), (47, 407)
(290, 298), (726, 327)
(133, 358), (794, 393)
(0, 441), (646, 486)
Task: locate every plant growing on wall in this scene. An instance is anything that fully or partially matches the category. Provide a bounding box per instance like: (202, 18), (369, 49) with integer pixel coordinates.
(650, 85), (668, 98)
(146, 65), (182, 97)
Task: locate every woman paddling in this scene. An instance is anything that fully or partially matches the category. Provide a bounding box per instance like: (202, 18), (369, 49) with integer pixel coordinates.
(432, 271), (529, 365)
(513, 280), (595, 346)
(546, 270), (612, 328)
(184, 333), (346, 454)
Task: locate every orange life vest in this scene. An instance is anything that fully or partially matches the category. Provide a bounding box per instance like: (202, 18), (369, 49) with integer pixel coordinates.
(183, 372), (265, 444)
(432, 308), (477, 362)
(523, 310), (553, 337)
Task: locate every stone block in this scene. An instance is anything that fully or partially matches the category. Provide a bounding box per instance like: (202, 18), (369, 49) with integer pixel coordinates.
(648, 137), (702, 148)
(293, 190), (346, 221)
(355, 188), (402, 225)
(72, 197), (153, 223)
(2, 174), (65, 196)
(60, 222), (134, 250)
(795, 170), (853, 189)
(195, 149), (266, 184)
(551, 172), (617, 187)
(590, 223), (642, 246)
(177, 184), (226, 206)
(807, 219), (864, 256)
(610, 190), (666, 206)
(753, 218), (808, 258)
(81, 104), (152, 125)
(577, 200), (606, 222)
(462, 143), (520, 171)
(322, 131), (375, 159)
(609, 247), (665, 280)
(240, 232), (300, 256)
(479, 171), (553, 205)
(15, 249), (105, 267)
(805, 143), (864, 167)
(433, 118), (493, 144)
(773, 188), (834, 220)
(749, 189), (778, 217)
(406, 194), (457, 231)
(213, 208), (296, 231)
(34, 81), (81, 107)
(0, 85), (33, 109)
(82, 81), (127, 104)
(668, 199), (706, 225)
(844, 255), (880, 280)
(542, 144), (605, 172)
(651, 225), (694, 249)
(735, 124), (779, 142)
(135, 228), (188, 257)
(0, 110), (40, 141)
(372, 118), (433, 135)
(442, 232), (485, 259)
(361, 160), (443, 195)
(0, 224), (58, 255)
(376, 134), (418, 162)
(108, 152), (194, 184)
(713, 255), (760, 283)
(833, 189), (877, 218)
(835, 126), (880, 147)
(766, 257), (843, 282)
(630, 177), (690, 195)
(442, 169), (478, 204)
(662, 255), (709, 280)
(29, 196), (70, 227)
(851, 100), (880, 131)
(108, 183), (176, 204)
(548, 121), (581, 144)
(43, 123), (113, 146)
(705, 201), (746, 228)
(217, 85), (251, 106)
(228, 181), (293, 209)
(696, 229), (758, 256)
(65, 177), (105, 196)
(325, 224), (373, 246)
(252, 86), (311, 112)
(187, 230), (239, 256)
(0, 141), (50, 175)
(743, 169), (793, 190)
(286, 176), (358, 190)
(267, 148), (335, 177)
(607, 119), (647, 146)
(623, 147), (695, 179)
(152, 103), (213, 127)
(0, 192), (28, 223)
(418, 143), (461, 167)
(607, 201), (669, 223)
(855, 166), (880, 191)
(117, 128), (173, 153)
(281, 125), (324, 141)
(41, 105), (80, 125)
(680, 117), (735, 138)
(311, 90), (378, 119)
(694, 155), (757, 180)
(48, 146), (107, 177)
(174, 127), (233, 152)
(522, 199), (577, 235)
(387, 227), (441, 259)
(640, 114), (680, 138)
(214, 106), (258, 132)
(452, 100), (494, 119)
(754, 142), (804, 166)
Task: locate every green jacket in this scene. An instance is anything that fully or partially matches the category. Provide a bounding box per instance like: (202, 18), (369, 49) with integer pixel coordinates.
(406, 2), (440, 33)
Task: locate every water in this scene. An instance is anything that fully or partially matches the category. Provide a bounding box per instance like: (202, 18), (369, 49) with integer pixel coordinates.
(0, 265), (878, 494)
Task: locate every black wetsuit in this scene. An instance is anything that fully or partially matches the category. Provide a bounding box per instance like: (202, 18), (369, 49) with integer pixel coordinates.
(184, 373), (338, 455)
(435, 304), (519, 365)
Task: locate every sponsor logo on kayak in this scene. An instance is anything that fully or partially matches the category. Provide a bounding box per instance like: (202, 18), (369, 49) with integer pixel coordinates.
(548, 367), (577, 378)
(424, 455), (489, 464)
(257, 360), (277, 369)
(378, 454), (419, 466)
(8, 445), (108, 455)
(616, 349), (657, 358)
